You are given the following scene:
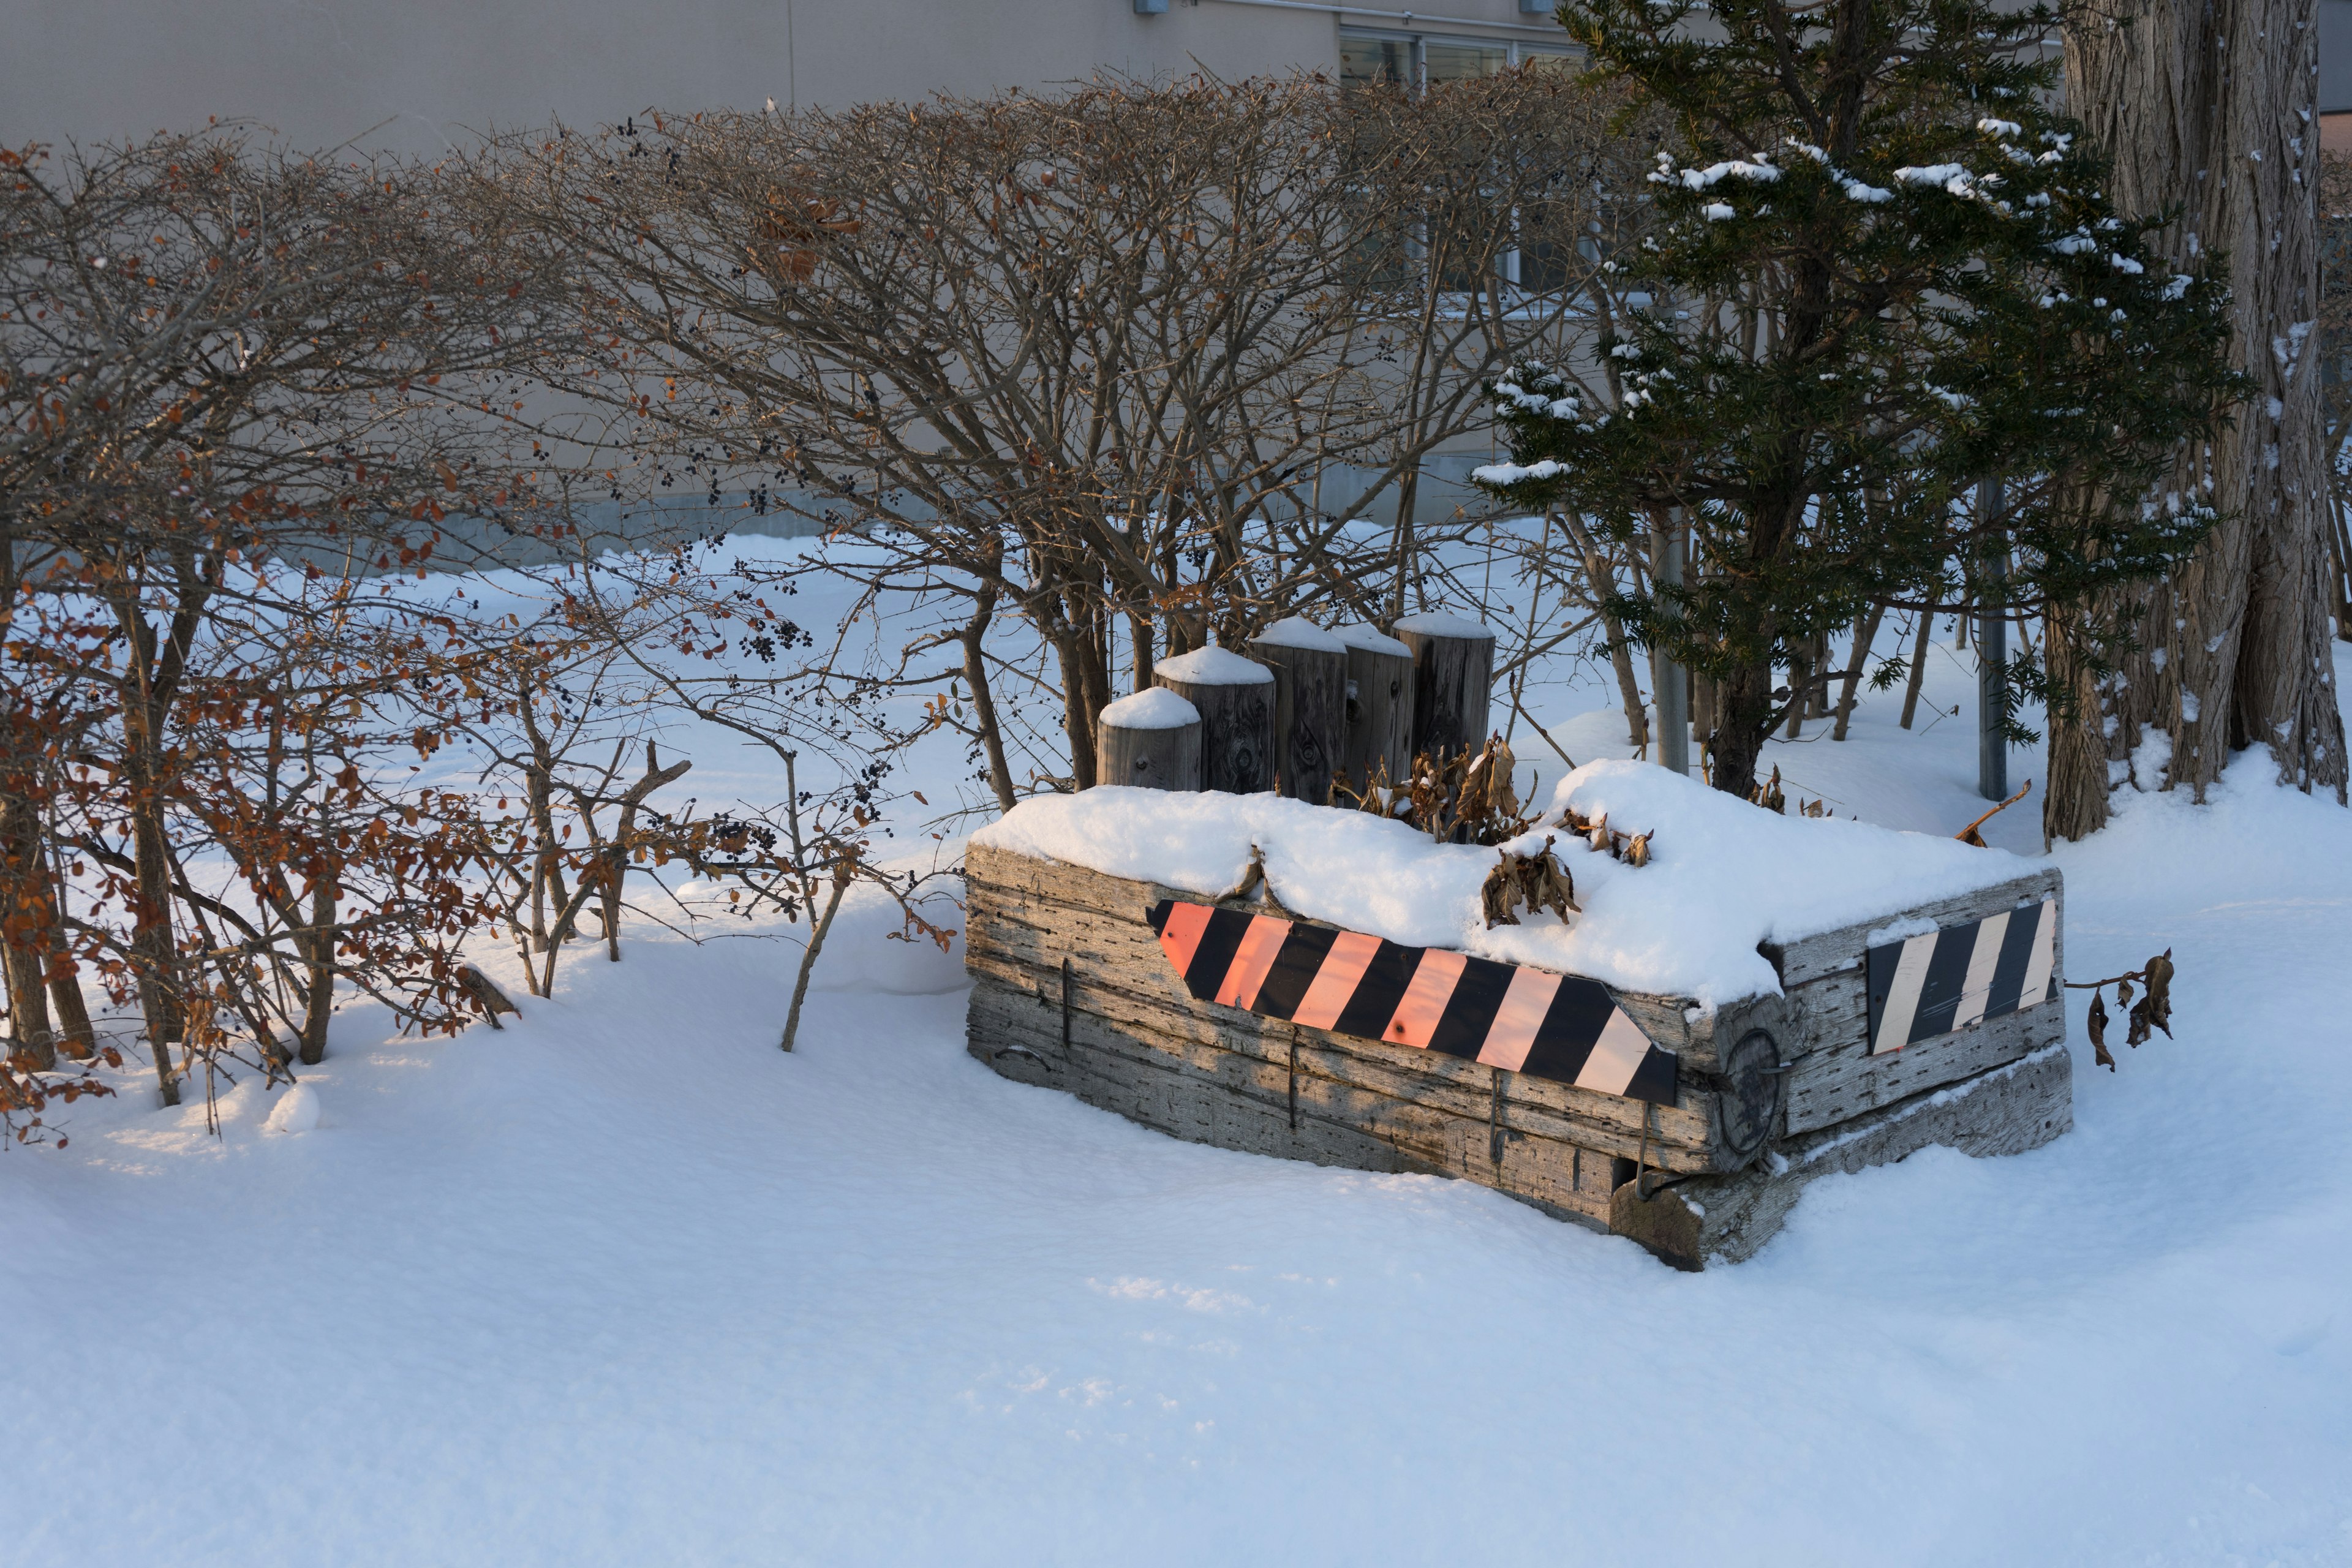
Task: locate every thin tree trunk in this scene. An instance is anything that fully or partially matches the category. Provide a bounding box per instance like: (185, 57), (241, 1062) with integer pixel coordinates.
(1560, 511), (1648, 748)
(962, 589), (1017, 813)
(2054, 0), (2348, 840)
(1832, 600), (1890, 741)
(779, 870), (850, 1053)
(1900, 605), (1936, 729)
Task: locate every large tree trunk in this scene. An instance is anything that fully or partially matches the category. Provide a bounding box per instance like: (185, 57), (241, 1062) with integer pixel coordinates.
(2051, 0), (2348, 839)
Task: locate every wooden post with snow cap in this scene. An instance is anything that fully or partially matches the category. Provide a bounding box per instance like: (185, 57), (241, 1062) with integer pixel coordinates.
(1336, 623), (1415, 793)
(1095, 687), (1203, 792)
(1394, 612), (1496, 762)
(1153, 646), (1276, 794)
(1243, 617), (1349, 803)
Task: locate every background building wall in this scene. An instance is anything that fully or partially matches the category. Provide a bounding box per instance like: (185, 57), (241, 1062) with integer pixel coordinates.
(3, 0), (1562, 153)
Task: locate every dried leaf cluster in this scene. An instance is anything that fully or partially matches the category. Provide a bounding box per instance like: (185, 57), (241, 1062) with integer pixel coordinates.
(2075, 948), (2176, 1071)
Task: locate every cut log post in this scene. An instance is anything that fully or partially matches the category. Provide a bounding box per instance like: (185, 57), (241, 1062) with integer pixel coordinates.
(1153, 646), (1275, 794)
(1243, 618), (1349, 803)
(1395, 612), (1496, 761)
(1095, 688), (1203, 792)
(1335, 623), (1415, 793)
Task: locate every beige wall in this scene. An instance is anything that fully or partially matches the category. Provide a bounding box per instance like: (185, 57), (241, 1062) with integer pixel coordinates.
(4, 0), (1566, 153)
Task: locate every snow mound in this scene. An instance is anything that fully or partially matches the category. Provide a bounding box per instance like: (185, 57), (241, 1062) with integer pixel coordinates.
(1154, 646), (1272, 685)
(971, 760), (2044, 1004)
(1333, 622), (1412, 657)
(1098, 687), (1199, 729)
(1392, 611), (1496, 641)
(263, 1084), (322, 1134)
(1250, 617), (1348, 653)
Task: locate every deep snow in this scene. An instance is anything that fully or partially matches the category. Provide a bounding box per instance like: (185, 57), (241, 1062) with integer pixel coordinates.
(5, 565), (2350, 1566)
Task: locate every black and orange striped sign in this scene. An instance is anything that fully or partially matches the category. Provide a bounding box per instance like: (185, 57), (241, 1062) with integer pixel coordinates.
(1146, 899), (1679, 1106)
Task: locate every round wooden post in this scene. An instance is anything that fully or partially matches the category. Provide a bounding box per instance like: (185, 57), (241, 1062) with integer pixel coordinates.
(1154, 646), (1275, 794)
(1335, 623), (1415, 791)
(1243, 617), (1349, 803)
(1394, 612), (1496, 761)
(1095, 687), (1203, 791)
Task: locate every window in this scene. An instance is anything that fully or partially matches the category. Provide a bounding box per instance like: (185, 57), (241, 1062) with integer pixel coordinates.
(1339, 36), (1414, 89)
(1423, 41), (1510, 86)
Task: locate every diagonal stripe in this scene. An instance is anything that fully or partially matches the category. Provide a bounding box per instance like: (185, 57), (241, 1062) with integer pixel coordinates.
(1250, 924), (1338, 1021)
(1521, 976), (1616, 1081)
(1156, 901), (1212, 979)
(2019, 897), (2057, 1008)
(1289, 930), (1383, 1030)
(1427, 955), (1516, 1060)
(1384, 948), (1468, 1050)
(1573, 1008), (1654, 1096)
(1872, 932), (1938, 1055)
(1332, 941), (1425, 1041)
(1983, 902), (2042, 1022)
(1622, 1044), (1679, 1107)
(1909, 922), (1981, 1044)
(1475, 966), (1562, 1071)
(1951, 910), (2010, 1032)
(1213, 914), (1294, 1010)
(1182, 907), (1254, 1001)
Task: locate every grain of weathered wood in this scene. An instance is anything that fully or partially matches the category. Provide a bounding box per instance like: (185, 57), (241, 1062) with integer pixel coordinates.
(1779, 963), (2065, 1135)
(971, 974), (1620, 1222)
(960, 889), (1722, 1143)
(962, 940), (1720, 1171)
(1156, 665), (1275, 794)
(1096, 710), (1202, 792)
(1760, 865), (2062, 988)
(1244, 637), (1349, 804)
(965, 840), (1758, 1069)
(1341, 642), (1415, 793)
(1396, 625), (1494, 760)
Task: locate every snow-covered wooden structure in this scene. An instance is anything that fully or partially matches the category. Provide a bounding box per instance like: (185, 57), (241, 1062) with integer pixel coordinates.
(964, 762), (2071, 1269)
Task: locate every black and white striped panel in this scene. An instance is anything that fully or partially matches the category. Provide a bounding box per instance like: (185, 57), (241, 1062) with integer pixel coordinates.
(1864, 897), (2057, 1056)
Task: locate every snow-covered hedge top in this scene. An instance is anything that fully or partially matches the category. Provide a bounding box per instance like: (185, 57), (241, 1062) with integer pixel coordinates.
(1155, 646), (1273, 685)
(1098, 687), (1200, 730)
(1333, 622), (1411, 658)
(1250, 617), (1348, 653)
(1392, 611), (1495, 641)
(971, 760), (2046, 1006)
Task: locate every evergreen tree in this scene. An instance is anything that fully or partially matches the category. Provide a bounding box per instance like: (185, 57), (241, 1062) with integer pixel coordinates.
(1477, 0), (2244, 800)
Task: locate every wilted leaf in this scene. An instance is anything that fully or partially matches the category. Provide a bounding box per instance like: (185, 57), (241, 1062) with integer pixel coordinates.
(2087, 991), (2114, 1071)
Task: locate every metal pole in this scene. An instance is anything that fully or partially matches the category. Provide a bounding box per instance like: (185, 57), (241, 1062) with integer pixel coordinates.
(1977, 476), (2008, 802)
(1653, 514), (1691, 777)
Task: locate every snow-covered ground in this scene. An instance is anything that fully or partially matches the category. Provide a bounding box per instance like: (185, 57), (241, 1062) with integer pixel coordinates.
(7, 552), (2350, 1566)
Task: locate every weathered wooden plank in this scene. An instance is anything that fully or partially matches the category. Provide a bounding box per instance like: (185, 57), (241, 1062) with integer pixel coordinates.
(966, 842), (1753, 1069)
(963, 941), (1721, 1172)
(970, 975), (1621, 1222)
(960, 895), (1725, 1150)
(1779, 962), (2066, 1135)
(1760, 865), (2063, 989)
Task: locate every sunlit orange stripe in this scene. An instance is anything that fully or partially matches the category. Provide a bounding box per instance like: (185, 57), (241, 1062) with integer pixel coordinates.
(1476, 966), (1562, 1071)
(1214, 914), (1294, 1010)
(1158, 902), (1212, 977)
(1384, 948), (1466, 1050)
(1289, 930), (1382, 1030)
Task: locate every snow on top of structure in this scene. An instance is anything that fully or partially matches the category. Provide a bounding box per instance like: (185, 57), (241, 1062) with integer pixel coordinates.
(970, 760), (2046, 1006)
(1250, 617), (1348, 654)
(1155, 646), (1272, 685)
(1098, 687), (1200, 730)
(1392, 611), (1496, 641)
(1333, 622), (1412, 658)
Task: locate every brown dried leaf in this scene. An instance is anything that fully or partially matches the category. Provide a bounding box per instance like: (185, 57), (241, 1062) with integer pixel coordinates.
(2143, 948), (2174, 1038)
(2087, 991), (2114, 1071)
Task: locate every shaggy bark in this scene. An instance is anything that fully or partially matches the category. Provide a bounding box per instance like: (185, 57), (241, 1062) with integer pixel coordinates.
(2052, 0), (2348, 839)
